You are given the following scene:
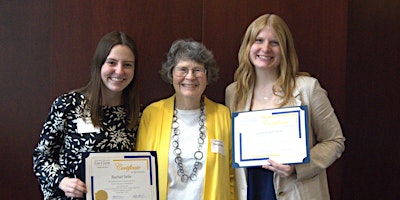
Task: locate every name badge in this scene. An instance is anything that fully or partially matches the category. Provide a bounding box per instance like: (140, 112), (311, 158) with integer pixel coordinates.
(76, 118), (100, 133)
(211, 139), (225, 155)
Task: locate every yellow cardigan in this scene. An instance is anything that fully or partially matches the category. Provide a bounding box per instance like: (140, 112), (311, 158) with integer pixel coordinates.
(136, 95), (236, 200)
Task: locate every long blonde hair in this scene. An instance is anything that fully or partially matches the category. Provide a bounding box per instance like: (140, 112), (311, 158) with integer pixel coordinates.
(233, 14), (308, 111)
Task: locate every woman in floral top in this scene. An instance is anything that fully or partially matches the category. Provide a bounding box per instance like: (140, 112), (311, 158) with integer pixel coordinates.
(33, 31), (140, 199)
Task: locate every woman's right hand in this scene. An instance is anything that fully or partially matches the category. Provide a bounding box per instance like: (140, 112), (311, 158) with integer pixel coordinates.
(59, 177), (87, 198)
(262, 159), (296, 177)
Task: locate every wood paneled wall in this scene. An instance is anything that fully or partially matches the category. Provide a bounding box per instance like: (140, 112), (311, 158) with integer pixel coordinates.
(343, 1), (400, 199)
(1, 0), (51, 198)
(49, 0), (204, 107)
(1, 1), (351, 199)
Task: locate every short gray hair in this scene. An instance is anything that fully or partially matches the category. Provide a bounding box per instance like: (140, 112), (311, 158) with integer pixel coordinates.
(160, 39), (219, 84)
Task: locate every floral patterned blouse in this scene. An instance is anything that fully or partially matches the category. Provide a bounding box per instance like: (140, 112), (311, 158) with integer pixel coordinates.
(33, 92), (137, 199)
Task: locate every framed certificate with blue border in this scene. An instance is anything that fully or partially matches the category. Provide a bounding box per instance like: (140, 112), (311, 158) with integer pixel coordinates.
(83, 151), (159, 200)
(232, 106), (310, 168)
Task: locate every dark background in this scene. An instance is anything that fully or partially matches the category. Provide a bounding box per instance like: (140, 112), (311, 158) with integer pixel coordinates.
(1, 0), (399, 199)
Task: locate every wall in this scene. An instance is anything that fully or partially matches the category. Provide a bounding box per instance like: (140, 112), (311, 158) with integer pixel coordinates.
(343, 0), (400, 199)
(0, 1), (347, 199)
(0, 0), (51, 198)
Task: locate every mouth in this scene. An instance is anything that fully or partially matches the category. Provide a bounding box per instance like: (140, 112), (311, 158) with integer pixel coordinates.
(109, 77), (125, 83)
(181, 83), (198, 88)
(257, 55), (274, 60)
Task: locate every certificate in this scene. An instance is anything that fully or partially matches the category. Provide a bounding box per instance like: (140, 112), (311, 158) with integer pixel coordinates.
(232, 106), (309, 168)
(84, 151), (159, 200)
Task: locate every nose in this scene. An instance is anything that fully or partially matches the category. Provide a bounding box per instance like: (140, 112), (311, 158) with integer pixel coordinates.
(185, 69), (196, 79)
(261, 42), (270, 52)
(115, 63), (124, 74)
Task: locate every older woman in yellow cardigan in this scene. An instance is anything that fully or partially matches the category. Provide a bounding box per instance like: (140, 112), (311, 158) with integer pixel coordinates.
(136, 39), (236, 200)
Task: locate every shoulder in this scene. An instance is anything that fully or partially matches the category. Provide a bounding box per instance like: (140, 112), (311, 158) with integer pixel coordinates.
(295, 76), (324, 92)
(295, 76), (319, 86)
(224, 82), (238, 110)
(204, 96), (230, 114)
(225, 82), (238, 101)
(294, 76), (328, 104)
(225, 82), (237, 93)
(52, 91), (86, 107)
(142, 96), (174, 114)
(46, 92), (87, 117)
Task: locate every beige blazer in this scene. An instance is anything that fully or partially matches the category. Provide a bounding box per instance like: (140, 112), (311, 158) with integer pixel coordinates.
(225, 76), (345, 200)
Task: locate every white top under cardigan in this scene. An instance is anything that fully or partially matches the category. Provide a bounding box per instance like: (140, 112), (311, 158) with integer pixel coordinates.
(167, 109), (208, 200)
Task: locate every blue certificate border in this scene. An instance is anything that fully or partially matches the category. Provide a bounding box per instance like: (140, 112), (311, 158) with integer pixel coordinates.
(232, 106), (310, 168)
(123, 155), (154, 185)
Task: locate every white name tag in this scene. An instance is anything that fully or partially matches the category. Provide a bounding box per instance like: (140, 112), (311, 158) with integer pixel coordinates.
(76, 118), (100, 133)
(211, 139), (225, 155)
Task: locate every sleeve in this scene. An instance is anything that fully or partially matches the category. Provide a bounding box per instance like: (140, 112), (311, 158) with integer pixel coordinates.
(225, 83), (235, 111)
(225, 108), (237, 200)
(295, 80), (346, 180)
(135, 106), (152, 151)
(225, 84), (247, 199)
(32, 95), (68, 197)
(136, 98), (171, 152)
(135, 100), (170, 200)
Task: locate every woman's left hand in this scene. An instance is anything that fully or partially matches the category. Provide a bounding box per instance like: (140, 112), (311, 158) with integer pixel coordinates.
(262, 159), (296, 177)
(59, 177), (87, 198)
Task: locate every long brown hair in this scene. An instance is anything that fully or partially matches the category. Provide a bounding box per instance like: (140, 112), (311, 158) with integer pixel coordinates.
(76, 31), (140, 129)
(233, 14), (308, 111)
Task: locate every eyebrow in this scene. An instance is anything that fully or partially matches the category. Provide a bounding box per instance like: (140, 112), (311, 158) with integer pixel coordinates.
(106, 58), (134, 63)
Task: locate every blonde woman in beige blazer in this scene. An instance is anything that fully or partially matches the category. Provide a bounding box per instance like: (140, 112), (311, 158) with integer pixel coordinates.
(225, 14), (345, 200)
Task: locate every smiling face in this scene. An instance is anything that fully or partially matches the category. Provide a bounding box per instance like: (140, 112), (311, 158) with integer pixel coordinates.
(172, 59), (208, 101)
(249, 25), (282, 72)
(100, 44), (135, 97)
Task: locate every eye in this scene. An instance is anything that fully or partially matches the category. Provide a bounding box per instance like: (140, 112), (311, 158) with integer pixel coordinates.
(124, 63), (134, 68)
(271, 40), (280, 46)
(178, 67), (188, 72)
(254, 38), (263, 43)
(106, 60), (116, 65)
